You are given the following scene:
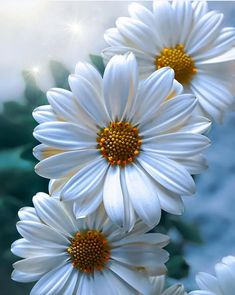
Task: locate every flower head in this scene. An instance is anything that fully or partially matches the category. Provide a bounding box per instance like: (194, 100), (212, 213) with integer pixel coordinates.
(103, 0), (235, 122)
(33, 53), (210, 231)
(190, 256), (235, 295)
(11, 193), (169, 295)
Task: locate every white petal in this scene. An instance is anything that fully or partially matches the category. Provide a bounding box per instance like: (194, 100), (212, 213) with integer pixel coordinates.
(111, 245), (169, 274)
(175, 154), (208, 175)
(47, 88), (82, 124)
(138, 152), (195, 195)
(69, 74), (109, 127)
(172, 0), (193, 44)
(35, 149), (99, 179)
(179, 116), (211, 134)
(143, 132), (210, 158)
(192, 1), (208, 21)
(75, 61), (103, 96)
(61, 157), (107, 201)
(153, 0), (178, 47)
(11, 270), (42, 283)
(103, 53), (138, 121)
(33, 193), (77, 237)
(162, 284), (186, 295)
(215, 261), (235, 295)
(103, 166), (135, 231)
(18, 207), (40, 222)
(33, 105), (57, 123)
(104, 27), (128, 47)
(124, 163), (161, 227)
(33, 144), (64, 161)
(196, 272), (222, 294)
(33, 121), (95, 150)
(140, 94), (197, 136)
(11, 239), (61, 258)
(76, 274), (94, 295)
(16, 221), (69, 248)
(150, 275), (165, 294)
(135, 67), (174, 125)
(190, 75), (234, 121)
(128, 3), (155, 29)
(156, 185), (184, 215)
(197, 47), (235, 64)
(73, 187), (103, 219)
(195, 28), (235, 62)
(13, 254), (67, 274)
(116, 17), (157, 55)
(186, 11), (223, 56)
(109, 261), (152, 294)
(30, 263), (74, 295)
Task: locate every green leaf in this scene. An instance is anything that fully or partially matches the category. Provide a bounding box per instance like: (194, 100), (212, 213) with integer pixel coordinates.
(49, 60), (70, 89)
(89, 54), (105, 76)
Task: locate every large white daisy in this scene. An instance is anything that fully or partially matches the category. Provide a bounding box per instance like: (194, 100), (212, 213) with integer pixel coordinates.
(11, 193), (169, 295)
(150, 275), (187, 295)
(103, 0), (235, 122)
(33, 53), (211, 231)
(190, 255), (235, 295)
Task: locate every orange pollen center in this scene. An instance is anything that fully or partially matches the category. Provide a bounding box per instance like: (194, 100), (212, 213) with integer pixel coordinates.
(67, 230), (110, 273)
(156, 44), (197, 84)
(97, 121), (142, 166)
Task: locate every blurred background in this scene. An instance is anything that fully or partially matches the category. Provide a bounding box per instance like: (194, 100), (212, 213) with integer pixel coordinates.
(0, 1), (235, 294)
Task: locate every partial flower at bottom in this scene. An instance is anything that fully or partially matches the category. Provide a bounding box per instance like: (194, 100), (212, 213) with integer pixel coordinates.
(11, 193), (170, 295)
(33, 53), (211, 231)
(150, 275), (187, 295)
(190, 255), (235, 295)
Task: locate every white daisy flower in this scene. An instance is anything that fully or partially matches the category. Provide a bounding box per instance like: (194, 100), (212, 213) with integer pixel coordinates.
(103, 0), (235, 122)
(150, 275), (187, 295)
(33, 53), (211, 231)
(11, 193), (169, 295)
(189, 256), (235, 295)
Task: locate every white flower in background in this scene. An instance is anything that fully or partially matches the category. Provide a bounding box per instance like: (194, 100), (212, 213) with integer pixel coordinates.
(190, 256), (235, 295)
(11, 193), (169, 295)
(150, 275), (187, 295)
(103, 0), (235, 122)
(33, 53), (211, 231)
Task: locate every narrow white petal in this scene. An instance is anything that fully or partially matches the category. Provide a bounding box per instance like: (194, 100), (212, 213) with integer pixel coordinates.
(69, 74), (109, 127)
(18, 207), (40, 222)
(215, 261), (235, 295)
(156, 185), (184, 215)
(175, 155), (208, 175)
(135, 67), (174, 125)
(61, 157), (107, 201)
(153, 0), (178, 47)
(33, 194), (77, 237)
(128, 2), (156, 30)
(13, 254), (67, 275)
(186, 11), (223, 56)
(196, 272), (222, 294)
(30, 263), (74, 295)
(198, 47), (235, 64)
(192, 1), (208, 21)
(16, 221), (69, 248)
(138, 152), (195, 195)
(124, 163), (161, 227)
(33, 144), (64, 161)
(109, 261), (152, 294)
(116, 17), (157, 55)
(11, 270), (42, 283)
(103, 53), (138, 121)
(35, 149), (99, 179)
(172, 0), (193, 44)
(140, 94), (197, 136)
(179, 116), (211, 134)
(33, 121), (95, 150)
(143, 132), (210, 158)
(75, 61), (103, 96)
(104, 27), (128, 47)
(33, 105), (57, 123)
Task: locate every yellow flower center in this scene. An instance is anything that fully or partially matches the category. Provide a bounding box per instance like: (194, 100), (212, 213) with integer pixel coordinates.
(67, 230), (110, 273)
(156, 44), (197, 84)
(97, 121), (142, 166)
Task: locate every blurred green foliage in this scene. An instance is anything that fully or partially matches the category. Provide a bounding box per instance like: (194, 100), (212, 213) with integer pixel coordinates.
(0, 56), (202, 294)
